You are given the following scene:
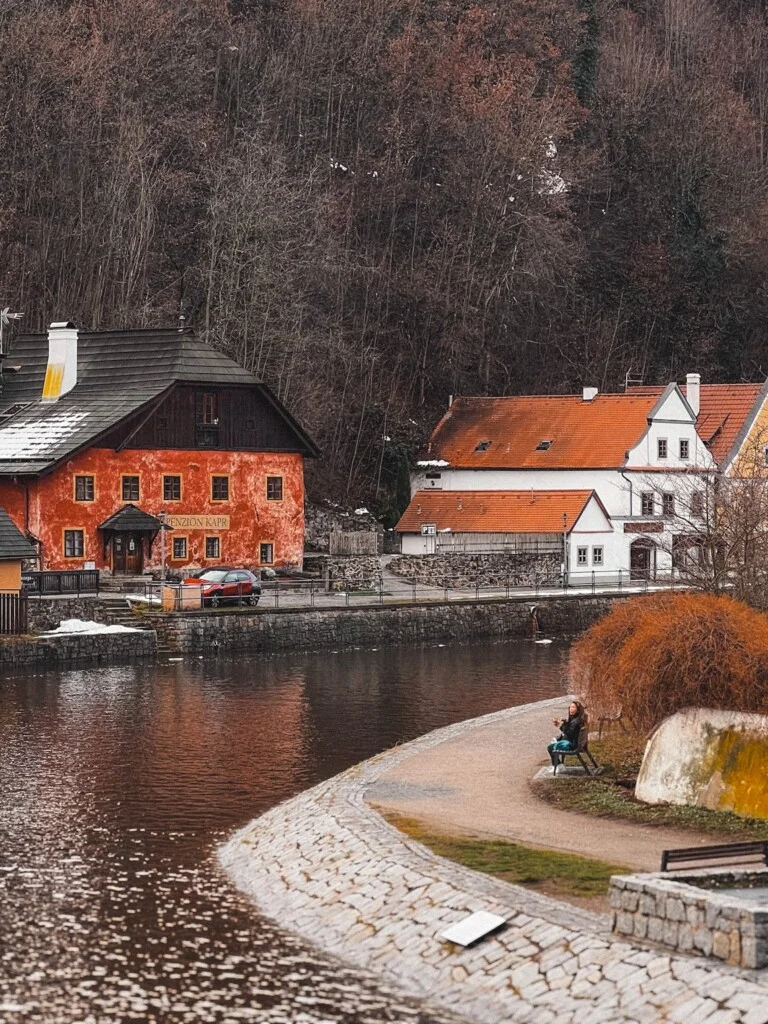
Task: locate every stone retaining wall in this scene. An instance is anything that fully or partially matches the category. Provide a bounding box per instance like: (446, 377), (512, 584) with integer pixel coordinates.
(155, 595), (618, 655)
(610, 869), (768, 969)
(27, 596), (116, 633)
(389, 552), (561, 588)
(220, 700), (768, 1024)
(0, 629), (156, 669)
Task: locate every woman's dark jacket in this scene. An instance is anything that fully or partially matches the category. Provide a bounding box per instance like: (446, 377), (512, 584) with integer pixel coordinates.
(559, 714), (583, 747)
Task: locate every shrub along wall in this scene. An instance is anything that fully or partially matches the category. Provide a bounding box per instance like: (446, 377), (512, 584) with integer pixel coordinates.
(389, 552), (561, 588)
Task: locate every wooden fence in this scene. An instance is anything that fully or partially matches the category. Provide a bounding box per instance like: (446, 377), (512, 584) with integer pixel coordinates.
(329, 530), (382, 556)
(0, 591), (28, 635)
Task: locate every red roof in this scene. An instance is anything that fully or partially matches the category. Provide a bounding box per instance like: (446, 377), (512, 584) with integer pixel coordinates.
(396, 490), (603, 534)
(627, 383), (764, 464)
(423, 394), (659, 469)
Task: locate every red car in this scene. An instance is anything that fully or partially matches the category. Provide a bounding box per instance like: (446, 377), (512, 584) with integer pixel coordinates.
(192, 569), (261, 607)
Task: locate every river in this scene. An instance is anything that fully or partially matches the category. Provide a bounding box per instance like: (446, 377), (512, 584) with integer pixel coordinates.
(0, 639), (568, 1023)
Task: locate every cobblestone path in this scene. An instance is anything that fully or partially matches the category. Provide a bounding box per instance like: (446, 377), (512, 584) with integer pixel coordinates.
(220, 699), (768, 1023)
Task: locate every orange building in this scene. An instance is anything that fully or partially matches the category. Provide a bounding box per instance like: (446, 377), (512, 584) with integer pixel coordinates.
(0, 323), (319, 573)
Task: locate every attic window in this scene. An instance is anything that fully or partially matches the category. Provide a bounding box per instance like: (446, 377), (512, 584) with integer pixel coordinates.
(0, 402), (30, 425)
(535, 439), (553, 451)
(475, 440), (491, 452)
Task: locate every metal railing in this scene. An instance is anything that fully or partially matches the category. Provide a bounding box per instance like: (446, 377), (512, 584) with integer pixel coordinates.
(22, 570), (100, 596)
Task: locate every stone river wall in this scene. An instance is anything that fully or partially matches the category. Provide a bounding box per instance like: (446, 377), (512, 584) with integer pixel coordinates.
(155, 595), (619, 655)
(389, 552), (561, 588)
(0, 629), (157, 669)
(219, 699), (768, 1024)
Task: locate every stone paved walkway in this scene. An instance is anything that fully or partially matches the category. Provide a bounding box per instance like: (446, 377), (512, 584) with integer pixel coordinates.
(219, 699), (768, 1023)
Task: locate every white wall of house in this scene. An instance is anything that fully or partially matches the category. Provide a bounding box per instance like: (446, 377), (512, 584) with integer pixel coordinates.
(408, 388), (715, 575)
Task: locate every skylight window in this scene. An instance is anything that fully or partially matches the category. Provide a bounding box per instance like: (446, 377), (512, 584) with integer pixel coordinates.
(475, 440), (491, 451)
(535, 439), (553, 451)
(0, 403), (30, 426)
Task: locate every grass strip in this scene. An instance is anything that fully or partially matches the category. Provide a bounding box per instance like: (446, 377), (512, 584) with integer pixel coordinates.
(380, 811), (626, 899)
(532, 735), (768, 840)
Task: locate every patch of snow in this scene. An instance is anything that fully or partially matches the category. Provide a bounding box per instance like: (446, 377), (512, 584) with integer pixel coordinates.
(40, 618), (141, 636)
(125, 593), (161, 607)
(535, 638), (554, 645)
(382, 435), (391, 441)
(354, 507), (369, 515)
(538, 170), (568, 196)
(417, 459), (449, 468)
(330, 159), (348, 172)
(0, 410), (90, 458)
(545, 138), (558, 159)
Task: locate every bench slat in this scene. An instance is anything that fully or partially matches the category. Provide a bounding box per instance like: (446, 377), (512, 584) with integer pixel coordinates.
(661, 840), (768, 872)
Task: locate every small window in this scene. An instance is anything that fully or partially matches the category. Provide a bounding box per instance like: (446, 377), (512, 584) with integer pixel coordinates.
(74, 476), (94, 502)
(260, 542), (274, 564)
(163, 475), (181, 501)
(658, 438), (668, 459)
(205, 536), (220, 559)
(64, 530), (84, 558)
(690, 491), (704, 517)
(535, 439), (553, 451)
(172, 536), (187, 560)
(211, 476), (229, 501)
(202, 393), (218, 425)
(425, 472), (442, 480)
(577, 547), (588, 566)
(474, 440), (491, 452)
(592, 546), (604, 566)
(122, 475), (140, 501)
(662, 493), (675, 517)
(266, 476), (283, 501)
(679, 438), (690, 460)
(641, 492), (655, 516)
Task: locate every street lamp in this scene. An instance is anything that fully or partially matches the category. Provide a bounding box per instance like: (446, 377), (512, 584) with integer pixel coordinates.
(562, 512), (569, 589)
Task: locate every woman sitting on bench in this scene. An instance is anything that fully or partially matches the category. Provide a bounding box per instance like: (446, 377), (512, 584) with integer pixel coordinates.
(547, 701), (586, 769)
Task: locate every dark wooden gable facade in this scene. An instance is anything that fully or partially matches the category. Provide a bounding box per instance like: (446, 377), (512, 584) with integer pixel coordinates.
(98, 384), (315, 454)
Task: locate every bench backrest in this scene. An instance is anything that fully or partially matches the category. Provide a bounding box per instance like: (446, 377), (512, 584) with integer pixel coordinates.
(576, 718), (590, 752)
(661, 840), (768, 872)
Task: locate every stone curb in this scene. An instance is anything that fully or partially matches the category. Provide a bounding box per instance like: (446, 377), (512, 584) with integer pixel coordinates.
(219, 699), (768, 1024)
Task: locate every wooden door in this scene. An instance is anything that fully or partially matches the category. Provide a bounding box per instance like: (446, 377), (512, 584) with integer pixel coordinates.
(630, 542), (654, 581)
(113, 534), (126, 573)
(125, 534), (142, 574)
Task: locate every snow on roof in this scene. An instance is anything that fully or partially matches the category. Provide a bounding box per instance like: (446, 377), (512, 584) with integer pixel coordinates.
(0, 410), (90, 459)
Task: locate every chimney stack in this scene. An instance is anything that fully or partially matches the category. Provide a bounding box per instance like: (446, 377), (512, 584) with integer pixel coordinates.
(42, 322), (78, 403)
(582, 386), (598, 402)
(686, 373), (701, 417)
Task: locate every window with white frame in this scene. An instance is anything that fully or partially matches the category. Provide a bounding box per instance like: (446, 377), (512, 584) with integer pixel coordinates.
(577, 547), (588, 565)
(641, 491), (655, 516)
(679, 438), (689, 460)
(690, 491), (704, 517)
(592, 546), (604, 566)
(657, 438), (668, 459)
(662, 492), (675, 517)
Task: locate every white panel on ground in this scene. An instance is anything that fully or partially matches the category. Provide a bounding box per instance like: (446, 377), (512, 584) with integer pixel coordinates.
(440, 911), (506, 946)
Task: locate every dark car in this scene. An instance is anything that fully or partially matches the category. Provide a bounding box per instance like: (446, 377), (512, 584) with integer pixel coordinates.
(192, 569), (261, 607)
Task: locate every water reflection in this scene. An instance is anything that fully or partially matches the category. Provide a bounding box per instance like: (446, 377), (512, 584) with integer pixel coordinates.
(0, 639), (567, 1022)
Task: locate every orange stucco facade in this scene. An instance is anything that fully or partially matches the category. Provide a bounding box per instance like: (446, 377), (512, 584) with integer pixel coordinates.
(0, 447), (305, 572)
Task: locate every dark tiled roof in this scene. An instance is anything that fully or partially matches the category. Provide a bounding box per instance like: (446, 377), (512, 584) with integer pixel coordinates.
(0, 507), (37, 559)
(98, 504), (166, 533)
(0, 328), (317, 471)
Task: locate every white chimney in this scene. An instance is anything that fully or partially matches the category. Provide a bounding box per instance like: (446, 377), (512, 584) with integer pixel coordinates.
(42, 322), (78, 403)
(686, 373), (701, 417)
(582, 386), (598, 402)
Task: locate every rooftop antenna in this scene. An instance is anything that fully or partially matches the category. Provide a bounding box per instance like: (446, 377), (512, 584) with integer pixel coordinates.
(624, 367), (643, 391)
(0, 307), (23, 359)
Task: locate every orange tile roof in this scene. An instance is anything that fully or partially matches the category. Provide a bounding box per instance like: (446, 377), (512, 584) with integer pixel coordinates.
(423, 394), (659, 469)
(627, 383), (764, 464)
(396, 490), (602, 534)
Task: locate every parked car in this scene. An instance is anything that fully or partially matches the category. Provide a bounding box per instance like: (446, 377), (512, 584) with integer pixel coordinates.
(188, 569), (261, 607)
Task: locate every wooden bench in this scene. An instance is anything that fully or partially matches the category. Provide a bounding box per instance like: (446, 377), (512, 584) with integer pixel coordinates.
(660, 840), (768, 873)
(597, 707), (630, 739)
(553, 723), (600, 776)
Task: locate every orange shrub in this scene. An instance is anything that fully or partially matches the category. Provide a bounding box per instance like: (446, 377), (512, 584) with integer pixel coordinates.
(570, 593), (768, 730)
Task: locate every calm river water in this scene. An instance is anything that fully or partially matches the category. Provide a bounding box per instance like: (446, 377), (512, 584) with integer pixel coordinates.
(0, 639), (568, 1023)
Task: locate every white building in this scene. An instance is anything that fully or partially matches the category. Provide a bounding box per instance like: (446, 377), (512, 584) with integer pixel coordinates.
(396, 376), (767, 579)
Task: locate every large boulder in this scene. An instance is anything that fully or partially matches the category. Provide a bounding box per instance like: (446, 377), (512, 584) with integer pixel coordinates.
(635, 707), (768, 819)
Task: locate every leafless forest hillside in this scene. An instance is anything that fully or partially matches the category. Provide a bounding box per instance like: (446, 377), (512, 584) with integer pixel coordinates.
(2, 0), (767, 514)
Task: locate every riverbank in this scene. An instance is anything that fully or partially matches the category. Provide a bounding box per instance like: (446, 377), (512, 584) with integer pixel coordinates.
(219, 698), (768, 1024)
